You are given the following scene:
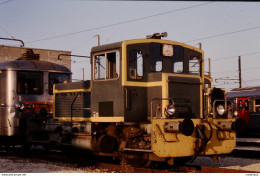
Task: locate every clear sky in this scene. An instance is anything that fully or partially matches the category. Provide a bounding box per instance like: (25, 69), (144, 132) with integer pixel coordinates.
(1, 0), (260, 91)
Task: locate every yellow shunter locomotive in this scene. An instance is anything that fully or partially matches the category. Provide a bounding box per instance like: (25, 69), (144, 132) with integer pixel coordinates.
(28, 33), (241, 166)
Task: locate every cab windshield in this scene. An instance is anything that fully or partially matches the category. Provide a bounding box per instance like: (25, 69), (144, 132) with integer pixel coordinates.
(149, 43), (201, 74)
(49, 73), (70, 95)
(127, 43), (202, 81)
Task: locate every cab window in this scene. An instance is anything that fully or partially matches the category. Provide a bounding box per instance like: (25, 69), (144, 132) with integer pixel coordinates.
(107, 52), (119, 79)
(129, 49), (143, 79)
(150, 43), (162, 72)
(172, 45), (184, 73)
(17, 71), (43, 94)
(172, 60), (183, 73)
(189, 56), (200, 74)
(94, 51), (119, 80)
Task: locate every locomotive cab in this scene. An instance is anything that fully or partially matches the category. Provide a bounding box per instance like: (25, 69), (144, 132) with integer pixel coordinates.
(91, 39), (203, 122)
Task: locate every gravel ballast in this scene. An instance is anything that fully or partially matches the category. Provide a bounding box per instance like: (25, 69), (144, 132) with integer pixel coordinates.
(0, 155), (259, 173)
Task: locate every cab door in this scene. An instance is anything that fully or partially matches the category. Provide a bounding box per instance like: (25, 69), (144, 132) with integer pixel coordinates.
(124, 43), (149, 122)
(91, 50), (124, 119)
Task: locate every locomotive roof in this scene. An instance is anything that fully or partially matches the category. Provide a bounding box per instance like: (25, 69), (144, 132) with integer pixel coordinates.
(91, 41), (122, 53)
(227, 86), (260, 98)
(91, 39), (203, 53)
(0, 60), (71, 73)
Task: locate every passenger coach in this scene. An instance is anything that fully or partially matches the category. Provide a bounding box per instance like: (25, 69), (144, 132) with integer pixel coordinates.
(0, 49), (71, 145)
(228, 87), (260, 136)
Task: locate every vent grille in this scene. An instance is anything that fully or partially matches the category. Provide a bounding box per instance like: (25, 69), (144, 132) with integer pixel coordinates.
(55, 92), (91, 118)
(168, 76), (201, 118)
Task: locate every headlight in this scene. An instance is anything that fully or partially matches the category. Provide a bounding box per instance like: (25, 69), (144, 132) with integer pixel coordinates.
(16, 103), (26, 112)
(165, 104), (176, 118)
(216, 104), (225, 115)
(18, 103), (25, 110)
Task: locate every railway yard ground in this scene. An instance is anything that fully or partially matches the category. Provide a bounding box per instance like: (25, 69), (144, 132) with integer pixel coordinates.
(0, 137), (259, 173)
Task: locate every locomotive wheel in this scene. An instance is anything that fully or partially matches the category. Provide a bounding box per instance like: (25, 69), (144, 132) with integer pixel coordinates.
(126, 158), (151, 168)
(121, 153), (151, 168)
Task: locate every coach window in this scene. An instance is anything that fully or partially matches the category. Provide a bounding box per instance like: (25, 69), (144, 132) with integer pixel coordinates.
(49, 73), (70, 95)
(129, 50), (143, 80)
(94, 51), (119, 80)
(239, 100), (243, 111)
(245, 100), (249, 110)
(255, 99), (260, 112)
(17, 71), (43, 94)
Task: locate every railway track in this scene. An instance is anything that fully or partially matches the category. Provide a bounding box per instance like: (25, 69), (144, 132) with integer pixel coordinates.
(0, 146), (257, 173)
(236, 137), (260, 147)
(230, 137), (260, 158)
(94, 162), (254, 173)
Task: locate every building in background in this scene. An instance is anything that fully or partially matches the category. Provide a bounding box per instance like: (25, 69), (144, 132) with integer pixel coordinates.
(0, 45), (71, 69)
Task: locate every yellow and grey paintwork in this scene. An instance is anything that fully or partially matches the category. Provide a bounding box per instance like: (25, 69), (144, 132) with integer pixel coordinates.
(53, 38), (236, 157)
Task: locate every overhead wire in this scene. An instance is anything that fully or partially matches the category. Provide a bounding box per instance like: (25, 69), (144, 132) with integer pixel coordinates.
(242, 78), (248, 87)
(211, 70), (237, 75)
(26, 1), (214, 44)
(0, 1), (18, 41)
(210, 52), (260, 86)
(212, 66), (259, 75)
(214, 82), (238, 87)
(24, 1), (260, 64)
(11, 1), (257, 85)
(0, 25), (15, 39)
(184, 26), (260, 43)
(0, 0), (13, 6)
(0, 1), (258, 89)
(71, 35), (95, 52)
(211, 51), (260, 62)
(214, 75), (260, 87)
(244, 78), (260, 83)
(201, 29), (260, 87)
